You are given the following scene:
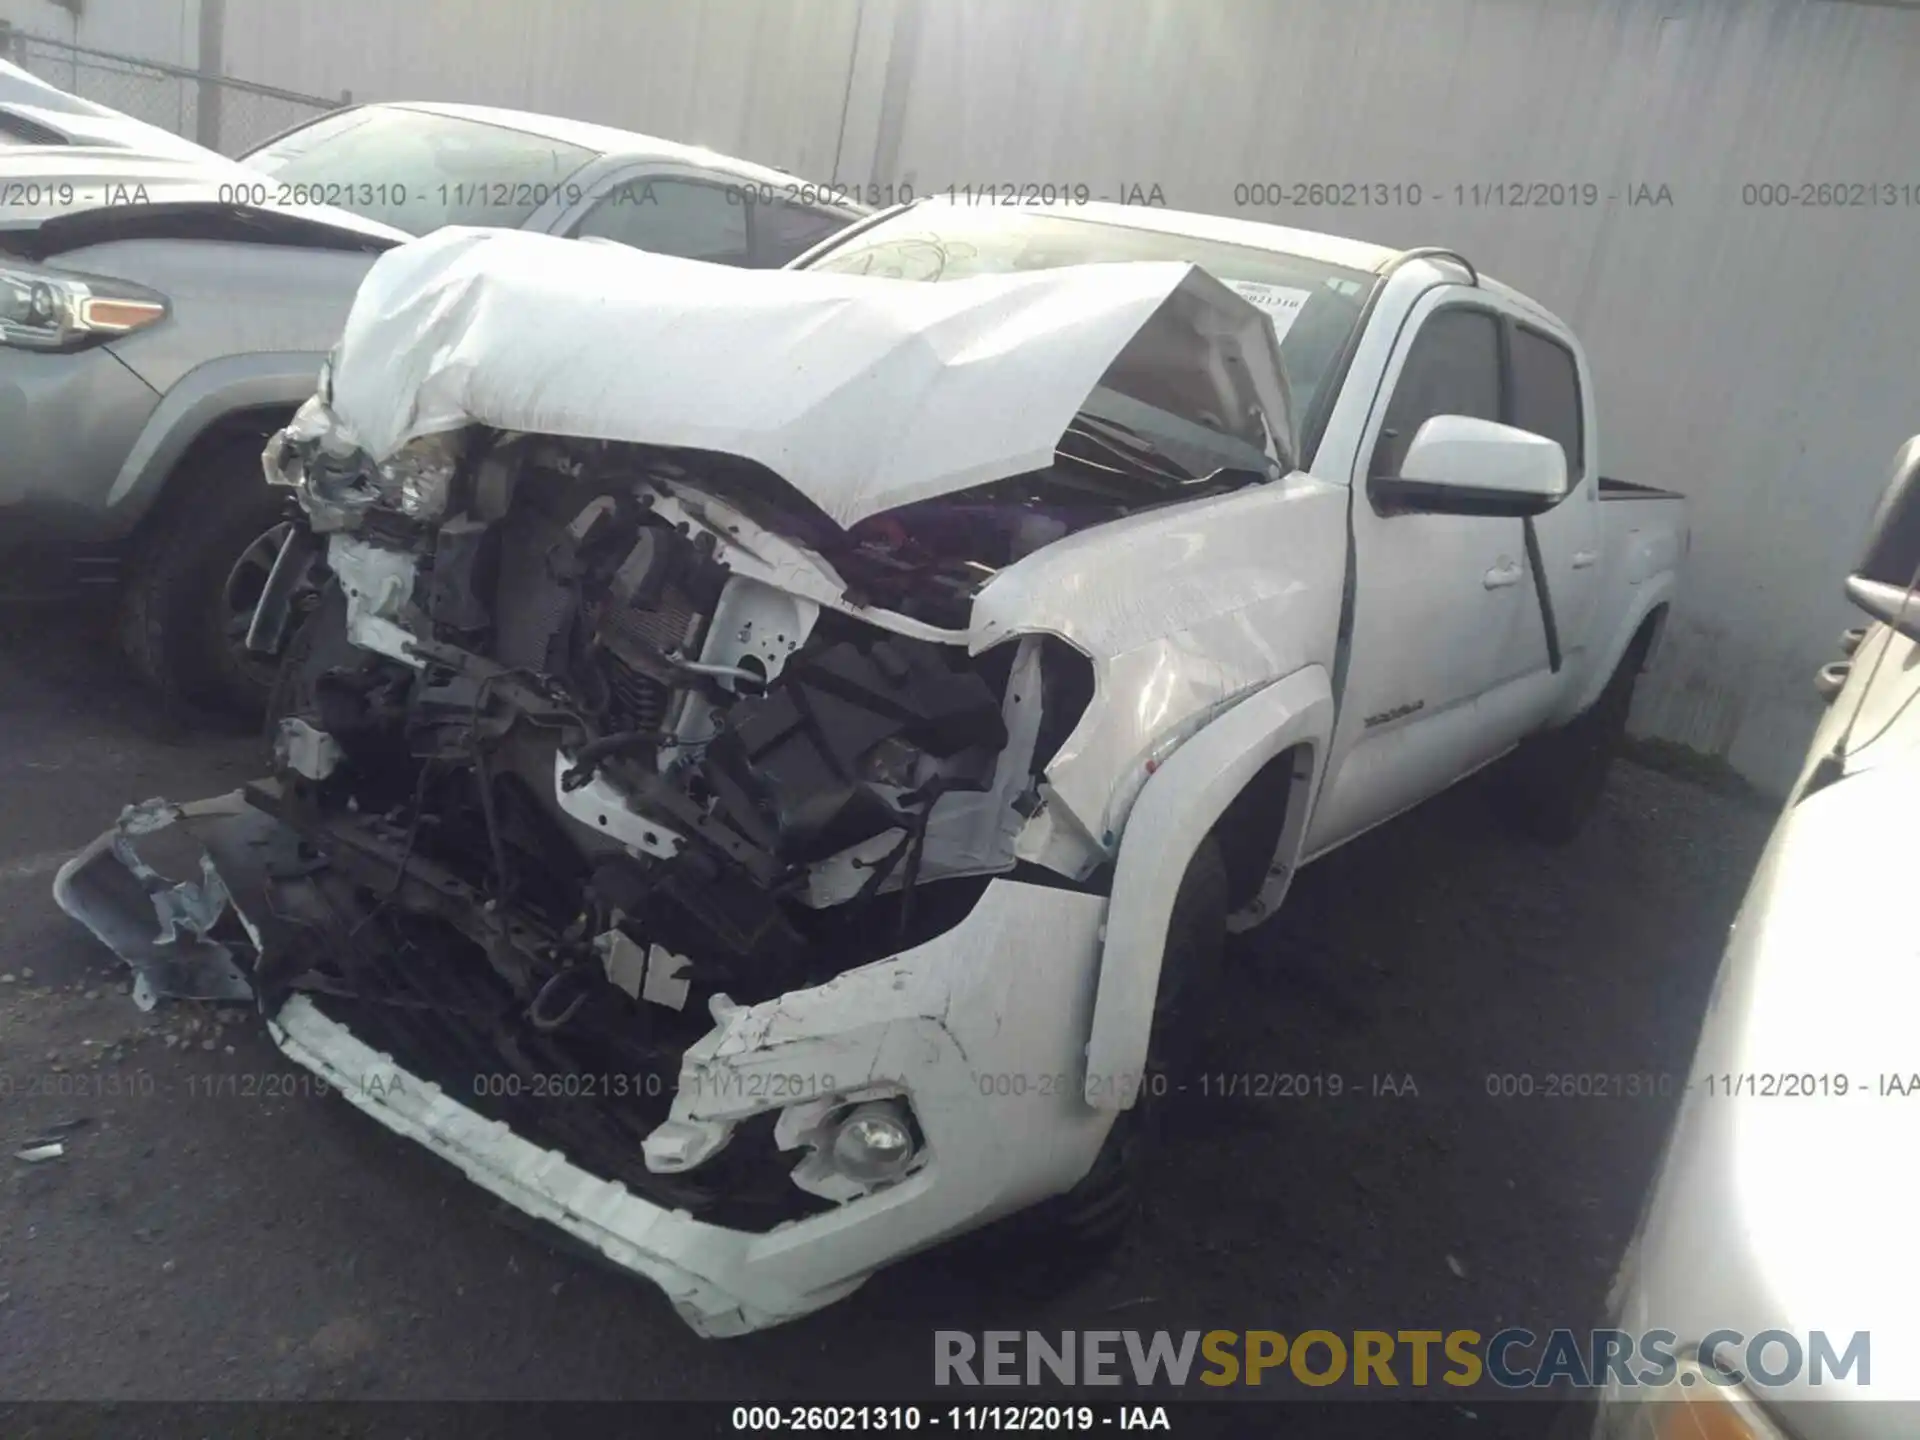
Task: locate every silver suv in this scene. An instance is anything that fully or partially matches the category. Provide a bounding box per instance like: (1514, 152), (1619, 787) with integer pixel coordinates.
(0, 68), (864, 719)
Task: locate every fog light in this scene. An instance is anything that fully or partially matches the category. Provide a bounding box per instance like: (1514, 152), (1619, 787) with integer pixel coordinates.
(830, 1102), (916, 1183)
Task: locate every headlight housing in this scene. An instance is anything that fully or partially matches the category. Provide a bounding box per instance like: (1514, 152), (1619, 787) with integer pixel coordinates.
(377, 432), (461, 521)
(264, 398), (463, 531)
(0, 260), (167, 351)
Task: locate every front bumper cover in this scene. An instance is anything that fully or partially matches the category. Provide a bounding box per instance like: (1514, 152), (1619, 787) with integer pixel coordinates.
(53, 791), (1117, 1336)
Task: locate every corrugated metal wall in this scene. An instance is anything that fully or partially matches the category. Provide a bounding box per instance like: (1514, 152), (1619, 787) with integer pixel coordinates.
(219, 0), (864, 178)
(0, 0), (197, 66)
(11, 0), (1918, 791)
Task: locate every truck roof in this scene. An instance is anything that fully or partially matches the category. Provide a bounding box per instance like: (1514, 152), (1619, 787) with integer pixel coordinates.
(890, 198), (1570, 337)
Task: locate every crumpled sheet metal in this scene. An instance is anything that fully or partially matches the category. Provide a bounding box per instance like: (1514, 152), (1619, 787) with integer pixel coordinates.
(52, 794), (260, 1012)
(324, 225), (1291, 529)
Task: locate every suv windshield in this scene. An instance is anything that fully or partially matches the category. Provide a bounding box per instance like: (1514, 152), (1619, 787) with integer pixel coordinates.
(803, 206), (1377, 440)
(244, 106), (599, 235)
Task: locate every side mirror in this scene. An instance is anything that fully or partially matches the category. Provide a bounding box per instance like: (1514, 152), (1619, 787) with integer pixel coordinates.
(1846, 436), (1920, 641)
(1372, 415), (1568, 518)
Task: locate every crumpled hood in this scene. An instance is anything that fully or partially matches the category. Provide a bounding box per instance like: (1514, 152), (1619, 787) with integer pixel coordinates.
(324, 225), (1292, 529)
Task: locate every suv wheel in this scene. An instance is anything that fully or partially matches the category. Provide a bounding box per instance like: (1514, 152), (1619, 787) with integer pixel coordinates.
(119, 437), (298, 723)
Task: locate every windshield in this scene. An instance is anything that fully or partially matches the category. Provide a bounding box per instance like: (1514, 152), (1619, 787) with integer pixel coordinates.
(244, 106), (599, 235)
(803, 206), (1377, 439)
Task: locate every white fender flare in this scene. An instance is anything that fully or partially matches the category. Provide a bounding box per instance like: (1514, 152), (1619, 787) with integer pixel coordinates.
(1082, 664), (1334, 1109)
(1563, 575), (1677, 722)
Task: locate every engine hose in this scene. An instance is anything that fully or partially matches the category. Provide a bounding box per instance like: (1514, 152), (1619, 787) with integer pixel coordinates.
(526, 966), (592, 1032)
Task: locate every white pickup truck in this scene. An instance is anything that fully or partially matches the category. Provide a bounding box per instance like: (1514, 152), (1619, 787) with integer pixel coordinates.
(57, 200), (1688, 1337)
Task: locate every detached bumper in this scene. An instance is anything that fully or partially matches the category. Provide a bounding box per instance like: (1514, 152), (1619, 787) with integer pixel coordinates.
(53, 792), (1117, 1336)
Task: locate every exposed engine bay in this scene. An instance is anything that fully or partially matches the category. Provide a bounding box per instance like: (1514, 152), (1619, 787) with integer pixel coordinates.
(53, 234), (1323, 1331)
(234, 414), (1127, 1224)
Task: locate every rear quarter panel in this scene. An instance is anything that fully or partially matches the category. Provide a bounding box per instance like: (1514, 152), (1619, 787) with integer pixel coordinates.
(1569, 490), (1689, 719)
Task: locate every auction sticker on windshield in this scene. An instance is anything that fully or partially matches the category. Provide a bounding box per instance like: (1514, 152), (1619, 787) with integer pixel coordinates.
(1221, 280), (1311, 341)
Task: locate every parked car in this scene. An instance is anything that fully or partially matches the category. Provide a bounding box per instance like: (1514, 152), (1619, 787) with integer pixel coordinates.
(0, 69), (407, 717)
(57, 202), (1688, 1337)
(0, 79), (866, 718)
(1587, 437), (1920, 1439)
(240, 101), (867, 267)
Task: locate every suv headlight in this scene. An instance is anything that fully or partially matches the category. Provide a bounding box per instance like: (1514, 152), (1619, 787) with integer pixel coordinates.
(0, 261), (168, 351)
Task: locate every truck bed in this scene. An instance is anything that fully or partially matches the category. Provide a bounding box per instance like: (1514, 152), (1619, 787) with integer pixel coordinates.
(1599, 475), (1686, 502)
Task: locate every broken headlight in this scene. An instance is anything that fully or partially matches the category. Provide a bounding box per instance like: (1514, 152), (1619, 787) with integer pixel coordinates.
(263, 394), (337, 487)
(376, 432), (462, 522)
(264, 404), (462, 529)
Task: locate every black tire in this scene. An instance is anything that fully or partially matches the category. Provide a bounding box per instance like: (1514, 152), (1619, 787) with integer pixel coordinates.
(1489, 631), (1650, 844)
(1031, 837), (1229, 1251)
(264, 578), (354, 739)
(119, 437), (295, 723)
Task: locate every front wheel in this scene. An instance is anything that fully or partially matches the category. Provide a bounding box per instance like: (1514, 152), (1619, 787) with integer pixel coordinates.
(1028, 837), (1229, 1251)
(119, 438), (300, 723)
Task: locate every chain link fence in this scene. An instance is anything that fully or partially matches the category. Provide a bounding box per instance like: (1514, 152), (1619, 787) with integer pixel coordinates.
(0, 27), (342, 156)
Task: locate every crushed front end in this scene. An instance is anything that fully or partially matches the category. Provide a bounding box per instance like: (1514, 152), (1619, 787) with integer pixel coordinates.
(58, 407), (1122, 1335)
(53, 230), (1307, 1334)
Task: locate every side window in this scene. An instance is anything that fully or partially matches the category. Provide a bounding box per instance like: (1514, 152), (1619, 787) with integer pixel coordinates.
(1509, 327), (1586, 483)
(1372, 308), (1501, 477)
(570, 177), (750, 264)
(752, 201), (851, 267)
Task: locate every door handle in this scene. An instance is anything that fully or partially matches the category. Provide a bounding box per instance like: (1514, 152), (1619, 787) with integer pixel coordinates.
(1483, 560), (1524, 589)
(1571, 549), (1599, 570)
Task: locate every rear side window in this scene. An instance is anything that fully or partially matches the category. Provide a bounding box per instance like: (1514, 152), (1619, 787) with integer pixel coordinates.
(752, 200), (850, 267)
(571, 177), (750, 264)
(1372, 308), (1502, 477)
(1509, 327), (1585, 482)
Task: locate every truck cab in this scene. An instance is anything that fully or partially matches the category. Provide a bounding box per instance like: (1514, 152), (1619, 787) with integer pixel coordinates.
(798, 201), (1688, 859)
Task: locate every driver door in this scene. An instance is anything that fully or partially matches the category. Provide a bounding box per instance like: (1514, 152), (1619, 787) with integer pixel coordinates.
(1304, 297), (1534, 853)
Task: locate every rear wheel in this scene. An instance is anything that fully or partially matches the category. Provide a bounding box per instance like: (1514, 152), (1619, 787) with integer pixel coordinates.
(1030, 837), (1229, 1251)
(1489, 631), (1650, 844)
(119, 437), (297, 724)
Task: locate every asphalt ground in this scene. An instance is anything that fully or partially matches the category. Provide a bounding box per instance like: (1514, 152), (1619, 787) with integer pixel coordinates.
(0, 611), (1775, 1432)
